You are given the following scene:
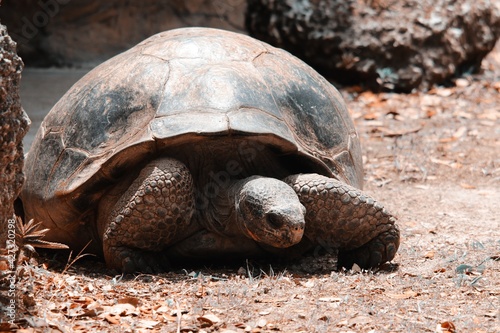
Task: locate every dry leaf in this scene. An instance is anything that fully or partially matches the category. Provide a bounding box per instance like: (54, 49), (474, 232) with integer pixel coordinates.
(372, 126), (422, 137)
(421, 94), (442, 106)
(351, 263), (362, 273)
(424, 250), (435, 259)
(108, 303), (139, 316)
(436, 321), (456, 333)
(492, 81), (500, 91)
(430, 157), (462, 169)
(435, 88), (454, 97)
(104, 314), (120, 324)
(300, 280), (315, 288)
(318, 297), (342, 303)
(364, 112), (380, 120)
(136, 319), (161, 329)
(425, 108), (438, 118)
(453, 110), (474, 119)
(256, 318), (267, 328)
(452, 126), (467, 139)
(84, 283), (94, 292)
(455, 78), (469, 87)
(438, 137), (458, 143)
(198, 313), (221, 326)
(484, 310), (498, 318)
(117, 296), (140, 307)
(387, 290), (419, 299)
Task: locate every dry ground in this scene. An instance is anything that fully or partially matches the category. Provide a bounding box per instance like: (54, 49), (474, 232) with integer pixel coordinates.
(1, 44), (499, 332)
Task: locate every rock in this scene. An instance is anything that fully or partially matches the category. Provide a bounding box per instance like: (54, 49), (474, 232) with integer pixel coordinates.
(0, 23), (30, 246)
(0, 0), (246, 67)
(246, 0), (500, 92)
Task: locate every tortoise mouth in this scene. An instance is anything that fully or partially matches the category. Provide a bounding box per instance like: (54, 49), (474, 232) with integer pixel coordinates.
(245, 223), (305, 248)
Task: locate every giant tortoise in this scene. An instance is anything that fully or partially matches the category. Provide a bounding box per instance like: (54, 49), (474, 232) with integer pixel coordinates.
(21, 28), (400, 273)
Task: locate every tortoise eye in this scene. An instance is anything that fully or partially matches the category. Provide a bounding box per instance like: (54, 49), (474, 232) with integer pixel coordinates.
(266, 213), (284, 229)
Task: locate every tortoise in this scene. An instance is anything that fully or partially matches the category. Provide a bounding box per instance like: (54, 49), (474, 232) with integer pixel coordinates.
(21, 27), (399, 273)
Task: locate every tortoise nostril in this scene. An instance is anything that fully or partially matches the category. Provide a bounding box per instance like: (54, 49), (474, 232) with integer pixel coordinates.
(267, 213), (284, 229)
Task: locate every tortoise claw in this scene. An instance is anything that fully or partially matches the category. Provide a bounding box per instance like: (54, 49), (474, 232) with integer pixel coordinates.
(113, 247), (171, 273)
(338, 225), (400, 269)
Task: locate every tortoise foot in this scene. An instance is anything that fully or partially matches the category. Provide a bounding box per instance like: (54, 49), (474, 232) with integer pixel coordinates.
(99, 158), (196, 272)
(338, 226), (399, 269)
(284, 173), (400, 269)
(108, 246), (171, 273)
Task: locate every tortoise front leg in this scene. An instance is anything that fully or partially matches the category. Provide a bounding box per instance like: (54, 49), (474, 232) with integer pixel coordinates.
(283, 174), (400, 269)
(98, 158), (196, 273)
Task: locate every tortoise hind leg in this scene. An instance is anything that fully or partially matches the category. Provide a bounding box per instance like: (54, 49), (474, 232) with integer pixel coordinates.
(283, 174), (400, 269)
(98, 158), (196, 273)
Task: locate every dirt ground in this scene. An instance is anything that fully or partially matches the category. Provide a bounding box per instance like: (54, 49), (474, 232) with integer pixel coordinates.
(1, 41), (499, 332)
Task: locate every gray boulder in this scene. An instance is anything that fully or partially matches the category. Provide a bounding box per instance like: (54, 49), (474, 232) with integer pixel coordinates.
(246, 0), (500, 92)
(0, 24), (30, 246)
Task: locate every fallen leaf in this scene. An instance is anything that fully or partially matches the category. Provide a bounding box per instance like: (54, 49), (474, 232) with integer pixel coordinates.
(104, 314), (120, 324)
(170, 308), (189, 316)
(455, 78), (470, 87)
(421, 94), (442, 106)
(197, 314), (221, 326)
(436, 321), (456, 333)
(424, 250), (435, 259)
(136, 319), (161, 329)
(460, 183), (476, 189)
(484, 310), (498, 318)
(108, 303), (139, 316)
(430, 157), (462, 168)
(318, 297), (342, 303)
(372, 126), (422, 137)
(256, 318), (267, 328)
(358, 91), (380, 105)
(425, 108), (438, 118)
(452, 126), (467, 139)
(364, 111), (381, 120)
(479, 108), (499, 120)
(492, 81), (500, 91)
(300, 280), (315, 288)
(438, 137), (458, 143)
(435, 88), (454, 97)
(350, 263), (361, 273)
(453, 110), (474, 119)
(117, 296), (140, 307)
(386, 290), (419, 299)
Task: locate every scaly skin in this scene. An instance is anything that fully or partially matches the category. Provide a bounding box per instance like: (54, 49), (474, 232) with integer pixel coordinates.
(284, 173), (400, 269)
(98, 164), (398, 272)
(99, 158), (196, 273)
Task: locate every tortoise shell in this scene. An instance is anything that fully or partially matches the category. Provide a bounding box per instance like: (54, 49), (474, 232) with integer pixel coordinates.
(21, 27), (363, 250)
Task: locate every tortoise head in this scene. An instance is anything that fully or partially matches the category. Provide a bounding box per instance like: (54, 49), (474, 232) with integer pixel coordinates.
(235, 176), (305, 248)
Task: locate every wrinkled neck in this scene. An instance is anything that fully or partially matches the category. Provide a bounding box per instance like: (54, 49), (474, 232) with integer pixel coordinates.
(195, 178), (249, 238)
